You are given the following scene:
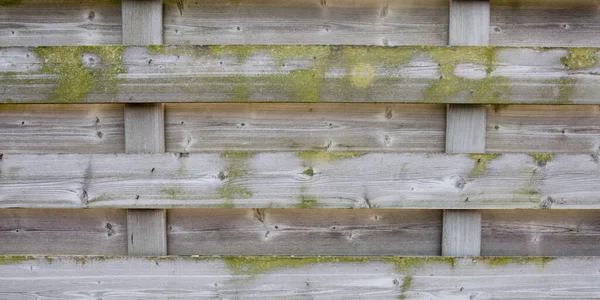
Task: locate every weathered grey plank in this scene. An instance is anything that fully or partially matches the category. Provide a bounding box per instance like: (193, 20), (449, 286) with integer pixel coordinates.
(491, 0), (600, 47)
(0, 104), (124, 154)
(482, 210), (600, 256)
(443, 0), (489, 257)
(168, 209), (442, 256)
(449, 0), (490, 46)
(445, 104), (487, 153)
(122, 0), (167, 257)
(122, 0), (162, 45)
(2, 46), (600, 104)
(1, 256), (600, 299)
(124, 103), (165, 153)
(0, 209), (127, 255)
(487, 105), (600, 154)
(442, 210), (482, 256)
(0, 0), (122, 47)
(127, 209), (166, 256)
(163, 0), (448, 46)
(1, 153), (599, 209)
(165, 103), (446, 153)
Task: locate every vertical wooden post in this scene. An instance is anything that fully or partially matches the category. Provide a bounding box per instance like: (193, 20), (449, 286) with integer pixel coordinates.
(122, 0), (167, 256)
(442, 0), (489, 256)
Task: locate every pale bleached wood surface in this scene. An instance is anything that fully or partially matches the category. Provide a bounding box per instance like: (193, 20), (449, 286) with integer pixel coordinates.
(2, 46), (600, 104)
(0, 104), (124, 154)
(163, 0), (448, 46)
(168, 209), (442, 256)
(1, 256), (599, 299)
(0, 209), (127, 255)
(165, 103), (446, 153)
(482, 210), (600, 256)
(1, 153), (599, 209)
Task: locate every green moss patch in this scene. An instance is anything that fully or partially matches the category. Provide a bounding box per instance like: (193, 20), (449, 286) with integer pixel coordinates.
(561, 48), (599, 70)
(485, 257), (554, 269)
(297, 151), (366, 163)
(468, 154), (501, 176)
(0, 255), (35, 265)
(34, 46), (124, 103)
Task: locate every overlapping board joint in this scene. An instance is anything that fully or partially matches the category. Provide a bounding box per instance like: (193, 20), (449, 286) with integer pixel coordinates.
(2, 45), (600, 104)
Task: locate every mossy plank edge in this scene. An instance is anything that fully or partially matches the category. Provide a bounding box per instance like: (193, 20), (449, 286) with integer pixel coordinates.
(2, 46), (600, 104)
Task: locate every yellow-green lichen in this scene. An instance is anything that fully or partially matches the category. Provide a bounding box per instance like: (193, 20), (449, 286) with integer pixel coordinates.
(0, 0), (21, 6)
(0, 255), (34, 265)
(297, 151), (366, 163)
(384, 257), (455, 273)
(44, 257), (54, 264)
(223, 256), (372, 276)
(529, 153), (553, 164)
(296, 195), (319, 208)
(422, 47), (510, 103)
(398, 275), (413, 299)
(469, 154), (501, 176)
(539, 77), (576, 104)
(217, 152), (255, 204)
(485, 257), (554, 269)
(160, 188), (183, 198)
(302, 167), (314, 177)
(34, 46), (124, 103)
(560, 48), (599, 70)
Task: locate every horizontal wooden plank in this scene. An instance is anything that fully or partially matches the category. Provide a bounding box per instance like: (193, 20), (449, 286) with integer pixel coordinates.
(4, 103), (600, 154)
(0, 104), (124, 154)
(165, 103), (446, 153)
(163, 0), (448, 46)
(0, 0), (122, 46)
(2, 46), (600, 104)
(0, 209), (127, 255)
(168, 209), (441, 256)
(1, 256), (599, 299)
(491, 0), (600, 47)
(2, 153), (600, 209)
(482, 210), (600, 256)
(487, 105), (600, 154)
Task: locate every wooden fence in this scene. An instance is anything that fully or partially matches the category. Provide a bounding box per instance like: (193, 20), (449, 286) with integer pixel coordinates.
(1, 0), (600, 298)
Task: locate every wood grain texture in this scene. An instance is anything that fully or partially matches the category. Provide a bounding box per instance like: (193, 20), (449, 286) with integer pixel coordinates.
(442, 210), (482, 256)
(445, 104), (486, 153)
(482, 210), (600, 256)
(491, 0), (600, 47)
(124, 104), (165, 153)
(3, 46), (600, 104)
(121, 0), (162, 45)
(163, 0), (448, 46)
(444, 0), (489, 257)
(0, 209), (127, 255)
(0, 104), (124, 154)
(2, 153), (600, 209)
(449, 0), (490, 46)
(122, 0), (166, 257)
(127, 209), (166, 256)
(0, 0), (122, 47)
(165, 103), (446, 153)
(168, 209), (442, 256)
(487, 105), (600, 154)
(2, 256), (600, 299)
